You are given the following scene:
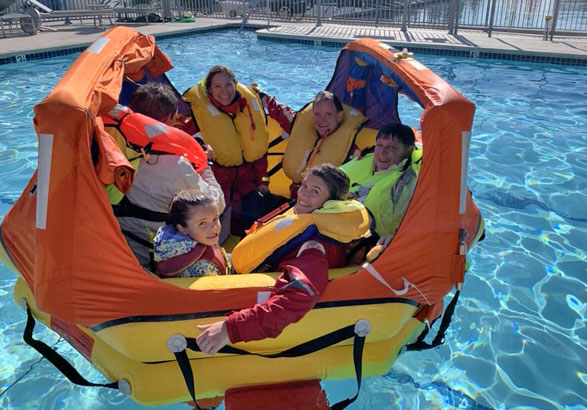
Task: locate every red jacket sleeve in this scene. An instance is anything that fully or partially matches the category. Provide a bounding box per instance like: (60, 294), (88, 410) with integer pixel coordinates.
(225, 247), (328, 343)
(262, 94), (295, 134)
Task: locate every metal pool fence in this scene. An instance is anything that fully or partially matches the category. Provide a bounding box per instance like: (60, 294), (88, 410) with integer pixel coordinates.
(3, 0), (586, 37)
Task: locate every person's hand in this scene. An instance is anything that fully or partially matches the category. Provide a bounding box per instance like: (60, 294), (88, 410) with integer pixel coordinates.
(204, 144), (214, 160)
(366, 235), (394, 263)
(250, 82), (262, 94)
(250, 82), (268, 104)
(196, 321), (230, 355)
(377, 235), (394, 249)
(258, 183), (270, 194)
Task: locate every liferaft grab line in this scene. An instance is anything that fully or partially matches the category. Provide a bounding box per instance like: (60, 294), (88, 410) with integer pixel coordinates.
(405, 289), (461, 351)
(22, 305), (118, 390)
(362, 262), (432, 305)
(171, 321), (370, 409)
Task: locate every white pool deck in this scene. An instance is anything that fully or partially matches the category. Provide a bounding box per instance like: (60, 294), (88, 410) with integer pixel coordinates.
(0, 17), (586, 63)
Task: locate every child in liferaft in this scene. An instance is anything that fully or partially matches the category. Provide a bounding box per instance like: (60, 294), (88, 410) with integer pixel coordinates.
(153, 190), (231, 278)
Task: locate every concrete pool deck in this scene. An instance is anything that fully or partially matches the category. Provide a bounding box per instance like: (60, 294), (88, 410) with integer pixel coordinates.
(1, 17), (586, 65)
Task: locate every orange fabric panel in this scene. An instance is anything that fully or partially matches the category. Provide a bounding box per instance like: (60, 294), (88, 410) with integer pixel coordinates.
(0, 32), (482, 328)
(93, 117), (134, 192)
(319, 39), (480, 314)
(0, 174), (38, 289)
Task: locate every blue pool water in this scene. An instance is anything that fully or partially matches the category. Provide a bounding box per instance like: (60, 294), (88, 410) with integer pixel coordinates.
(1, 30), (586, 409)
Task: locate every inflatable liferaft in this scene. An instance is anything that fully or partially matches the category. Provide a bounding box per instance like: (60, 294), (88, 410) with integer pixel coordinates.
(0, 29), (483, 406)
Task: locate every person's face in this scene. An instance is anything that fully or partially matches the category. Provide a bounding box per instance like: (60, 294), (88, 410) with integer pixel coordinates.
(294, 173), (331, 214)
(374, 135), (413, 172)
(208, 72), (236, 106)
(177, 203), (221, 246)
(312, 100), (343, 137)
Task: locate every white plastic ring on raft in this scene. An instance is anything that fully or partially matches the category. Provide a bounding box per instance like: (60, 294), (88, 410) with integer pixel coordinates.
(118, 379), (131, 395)
(167, 334), (187, 353)
(354, 319), (371, 337)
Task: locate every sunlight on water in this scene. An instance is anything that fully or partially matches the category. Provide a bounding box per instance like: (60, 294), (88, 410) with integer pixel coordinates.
(1, 30), (586, 409)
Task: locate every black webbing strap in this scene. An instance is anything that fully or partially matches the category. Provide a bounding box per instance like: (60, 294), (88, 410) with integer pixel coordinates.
(267, 135), (285, 149)
(172, 349), (202, 410)
(23, 306), (118, 390)
(267, 161), (283, 177)
(172, 323), (367, 410)
(330, 333), (366, 410)
(112, 196), (168, 222)
(405, 289), (461, 351)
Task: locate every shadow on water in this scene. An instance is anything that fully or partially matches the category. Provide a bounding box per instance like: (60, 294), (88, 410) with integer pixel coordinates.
(385, 369), (494, 410)
(475, 190), (587, 223)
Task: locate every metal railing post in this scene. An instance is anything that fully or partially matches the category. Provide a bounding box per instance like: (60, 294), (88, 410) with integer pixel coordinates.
(266, 0), (270, 26)
(448, 0), (456, 34)
(401, 0), (408, 32)
(487, 0), (497, 37)
(454, 0), (460, 35)
(374, 0), (379, 27)
(316, 0), (321, 26)
(543, 15), (552, 41)
(484, 0), (491, 27)
(550, 0), (561, 41)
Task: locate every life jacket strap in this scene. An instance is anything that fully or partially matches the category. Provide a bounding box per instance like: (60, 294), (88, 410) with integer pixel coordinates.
(245, 200), (293, 234)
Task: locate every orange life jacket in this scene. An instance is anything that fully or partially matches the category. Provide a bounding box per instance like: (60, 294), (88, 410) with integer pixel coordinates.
(103, 105), (208, 172)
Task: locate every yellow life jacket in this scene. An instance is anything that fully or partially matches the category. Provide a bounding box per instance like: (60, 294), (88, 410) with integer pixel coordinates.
(232, 200), (371, 273)
(282, 104), (368, 183)
(183, 82), (269, 166)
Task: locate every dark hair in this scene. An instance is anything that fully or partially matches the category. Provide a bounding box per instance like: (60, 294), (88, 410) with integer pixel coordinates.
(312, 91), (343, 112)
(307, 163), (350, 201)
(204, 65), (237, 92)
(129, 83), (178, 123)
(167, 190), (216, 227)
(376, 123), (416, 147)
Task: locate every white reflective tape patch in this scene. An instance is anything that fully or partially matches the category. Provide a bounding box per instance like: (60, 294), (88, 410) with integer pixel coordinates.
(459, 131), (472, 215)
(408, 60), (426, 71)
(36, 134), (54, 230)
(257, 291), (271, 304)
(87, 37), (110, 54)
(108, 104), (128, 117)
(251, 98), (261, 111)
(207, 104), (220, 116)
(144, 123), (168, 138)
(275, 216), (293, 231)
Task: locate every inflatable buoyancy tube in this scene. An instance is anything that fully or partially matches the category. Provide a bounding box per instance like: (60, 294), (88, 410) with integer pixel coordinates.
(232, 200), (371, 274)
(282, 103), (368, 183)
(342, 148), (423, 237)
(103, 105), (208, 204)
(183, 81), (269, 166)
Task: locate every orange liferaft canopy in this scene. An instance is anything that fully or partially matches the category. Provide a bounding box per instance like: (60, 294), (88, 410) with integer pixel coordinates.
(0, 30), (482, 329)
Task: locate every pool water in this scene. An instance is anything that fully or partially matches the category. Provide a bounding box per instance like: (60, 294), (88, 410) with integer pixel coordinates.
(1, 30), (586, 409)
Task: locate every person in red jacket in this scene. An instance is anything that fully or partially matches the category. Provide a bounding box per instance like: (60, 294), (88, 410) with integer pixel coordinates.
(184, 66), (288, 237)
(196, 164), (351, 354)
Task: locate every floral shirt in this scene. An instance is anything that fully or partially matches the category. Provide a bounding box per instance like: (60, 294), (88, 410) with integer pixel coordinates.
(153, 224), (220, 278)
